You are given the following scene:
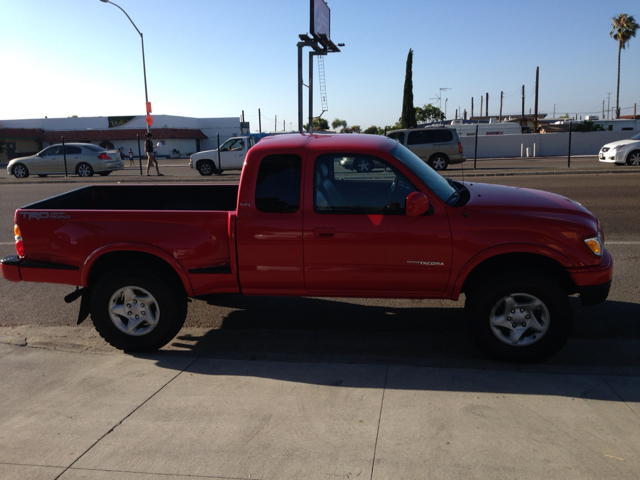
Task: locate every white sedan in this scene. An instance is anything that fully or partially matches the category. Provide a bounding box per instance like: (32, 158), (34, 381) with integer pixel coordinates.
(598, 133), (640, 166)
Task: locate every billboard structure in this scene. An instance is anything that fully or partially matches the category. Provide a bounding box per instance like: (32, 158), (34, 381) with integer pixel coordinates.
(298, 0), (343, 132)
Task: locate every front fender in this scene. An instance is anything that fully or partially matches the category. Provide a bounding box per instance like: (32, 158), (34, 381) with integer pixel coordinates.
(449, 243), (572, 300)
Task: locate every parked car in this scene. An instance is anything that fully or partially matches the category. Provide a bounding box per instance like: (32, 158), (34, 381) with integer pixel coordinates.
(598, 133), (640, 166)
(7, 143), (124, 178)
(386, 127), (466, 170)
(339, 155), (387, 173)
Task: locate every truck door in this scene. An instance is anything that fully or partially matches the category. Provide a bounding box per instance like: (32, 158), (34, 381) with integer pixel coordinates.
(303, 153), (452, 295)
(235, 153), (305, 294)
(219, 138), (246, 170)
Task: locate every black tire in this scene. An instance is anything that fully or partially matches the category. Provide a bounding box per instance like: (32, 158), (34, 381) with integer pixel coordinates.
(197, 160), (215, 176)
(626, 150), (640, 166)
(12, 163), (29, 178)
(90, 269), (187, 351)
(77, 163), (94, 177)
(428, 154), (449, 171)
(353, 158), (373, 173)
(464, 273), (573, 363)
(98, 171), (112, 176)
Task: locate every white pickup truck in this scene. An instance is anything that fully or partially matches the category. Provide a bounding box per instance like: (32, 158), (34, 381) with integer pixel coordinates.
(189, 136), (256, 175)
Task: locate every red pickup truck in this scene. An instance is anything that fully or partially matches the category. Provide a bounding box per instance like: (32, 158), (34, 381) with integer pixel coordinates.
(1, 134), (612, 362)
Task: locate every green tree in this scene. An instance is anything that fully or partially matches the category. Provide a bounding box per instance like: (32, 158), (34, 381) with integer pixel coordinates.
(400, 49), (417, 129)
(344, 125), (361, 133)
(610, 13), (639, 118)
(363, 125), (384, 135)
(415, 104), (445, 123)
(303, 117), (330, 131)
(331, 118), (347, 131)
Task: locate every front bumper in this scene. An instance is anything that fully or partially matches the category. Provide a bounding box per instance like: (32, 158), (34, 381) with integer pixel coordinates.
(568, 248), (613, 306)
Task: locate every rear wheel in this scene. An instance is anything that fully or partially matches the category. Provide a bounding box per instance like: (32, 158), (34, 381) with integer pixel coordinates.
(428, 154), (449, 170)
(197, 160), (215, 176)
(90, 269), (187, 351)
(77, 163), (94, 177)
(465, 273), (573, 363)
(12, 164), (29, 178)
(626, 150), (640, 166)
(353, 158), (374, 173)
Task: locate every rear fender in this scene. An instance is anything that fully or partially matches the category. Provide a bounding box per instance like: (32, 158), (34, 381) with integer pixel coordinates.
(81, 243), (195, 296)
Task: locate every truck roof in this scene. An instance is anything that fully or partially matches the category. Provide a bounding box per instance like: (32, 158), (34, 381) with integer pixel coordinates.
(253, 133), (397, 154)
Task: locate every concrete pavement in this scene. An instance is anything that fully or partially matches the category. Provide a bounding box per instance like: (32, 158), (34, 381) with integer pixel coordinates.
(1, 339), (639, 480)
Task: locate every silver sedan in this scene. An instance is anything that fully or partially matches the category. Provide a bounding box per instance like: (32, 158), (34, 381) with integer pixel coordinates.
(7, 143), (124, 178)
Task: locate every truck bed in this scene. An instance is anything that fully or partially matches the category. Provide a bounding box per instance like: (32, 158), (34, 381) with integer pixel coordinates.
(24, 184), (239, 212)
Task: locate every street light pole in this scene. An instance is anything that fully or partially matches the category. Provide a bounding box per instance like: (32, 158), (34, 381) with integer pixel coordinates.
(100, 0), (150, 133)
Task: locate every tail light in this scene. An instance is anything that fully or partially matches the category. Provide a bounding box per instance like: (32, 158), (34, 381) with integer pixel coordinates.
(14, 224), (24, 257)
(458, 142), (463, 154)
(98, 153), (111, 160)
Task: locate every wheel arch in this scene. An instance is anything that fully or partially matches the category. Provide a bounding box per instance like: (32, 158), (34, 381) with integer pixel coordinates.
(456, 250), (577, 300)
(81, 245), (194, 296)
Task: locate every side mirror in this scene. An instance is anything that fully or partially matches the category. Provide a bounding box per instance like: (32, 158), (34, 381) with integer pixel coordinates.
(406, 191), (430, 216)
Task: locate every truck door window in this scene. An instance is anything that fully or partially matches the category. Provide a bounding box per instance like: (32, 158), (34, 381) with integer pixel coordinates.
(255, 154), (302, 213)
(314, 154), (416, 215)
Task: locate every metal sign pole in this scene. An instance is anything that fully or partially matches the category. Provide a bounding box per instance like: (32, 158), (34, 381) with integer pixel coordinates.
(137, 134), (143, 175)
(62, 136), (68, 177)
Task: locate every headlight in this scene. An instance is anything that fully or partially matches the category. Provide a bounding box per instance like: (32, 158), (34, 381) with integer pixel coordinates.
(584, 232), (603, 257)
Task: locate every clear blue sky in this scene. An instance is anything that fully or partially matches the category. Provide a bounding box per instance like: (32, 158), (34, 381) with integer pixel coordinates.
(2, 0), (639, 132)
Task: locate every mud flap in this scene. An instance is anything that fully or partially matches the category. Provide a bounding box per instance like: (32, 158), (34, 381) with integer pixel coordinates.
(64, 287), (92, 325)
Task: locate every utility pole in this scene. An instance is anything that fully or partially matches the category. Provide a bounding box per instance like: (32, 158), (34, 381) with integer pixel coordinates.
(602, 101), (605, 119)
(521, 85), (525, 119)
(485, 93), (489, 117)
(471, 97), (474, 118)
(534, 66), (539, 133)
(480, 96), (483, 118)
(259, 108), (262, 133)
(499, 91), (503, 121)
(275, 115), (277, 131)
(607, 93), (611, 119)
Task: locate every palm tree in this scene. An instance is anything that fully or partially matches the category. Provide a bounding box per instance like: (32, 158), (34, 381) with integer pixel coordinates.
(610, 13), (639, 118)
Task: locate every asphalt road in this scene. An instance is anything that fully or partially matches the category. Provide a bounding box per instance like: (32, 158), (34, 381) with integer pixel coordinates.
(1, 162), (639, 368)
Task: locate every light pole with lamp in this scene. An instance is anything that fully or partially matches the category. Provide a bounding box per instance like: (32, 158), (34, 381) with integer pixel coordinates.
(99, 0), (151, 134)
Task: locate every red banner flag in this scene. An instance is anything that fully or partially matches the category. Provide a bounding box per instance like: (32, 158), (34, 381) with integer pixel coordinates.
(146, 114), (153, 127)
(146, 102), (152, 113)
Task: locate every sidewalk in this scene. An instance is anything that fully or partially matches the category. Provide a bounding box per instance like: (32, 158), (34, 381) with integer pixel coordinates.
(1, 338), (639, 479)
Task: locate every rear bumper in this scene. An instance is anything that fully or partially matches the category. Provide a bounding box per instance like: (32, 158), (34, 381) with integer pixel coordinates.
(0, 255), (21, 282)
(1, 255), (80, 285)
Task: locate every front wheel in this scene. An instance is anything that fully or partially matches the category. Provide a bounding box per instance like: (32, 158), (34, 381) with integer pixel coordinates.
(626, 150), (640, 166)
(197, 160), (215, 176)
(465, 273), (573, 363)
(12, 164), (29, 178)
(90, 269), (187, 351)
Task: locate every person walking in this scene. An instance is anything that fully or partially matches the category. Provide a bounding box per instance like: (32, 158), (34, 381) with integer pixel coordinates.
(145, 132), (163, 176)
(128, 148), (134, 167)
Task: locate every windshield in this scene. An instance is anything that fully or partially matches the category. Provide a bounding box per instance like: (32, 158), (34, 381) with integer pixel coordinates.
(390, 143), (456, 202)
